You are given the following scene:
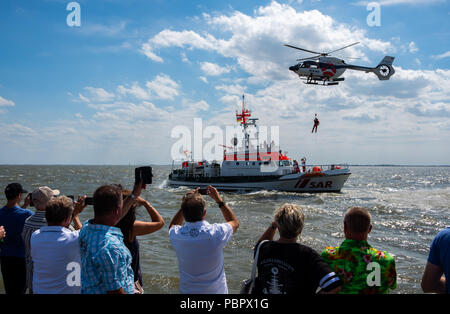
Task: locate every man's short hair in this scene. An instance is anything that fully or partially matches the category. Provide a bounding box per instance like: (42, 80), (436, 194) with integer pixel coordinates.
(5, 183), (27, 201)
(181, 192), (206, 222)
(45, 196), (74, 225)
(344, 207), (372, 233)
(274, 203), (305, 239)
(93, 185), (123, 217)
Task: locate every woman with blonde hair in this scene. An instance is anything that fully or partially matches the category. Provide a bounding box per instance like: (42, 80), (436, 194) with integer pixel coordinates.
(252, 203), (341, 294)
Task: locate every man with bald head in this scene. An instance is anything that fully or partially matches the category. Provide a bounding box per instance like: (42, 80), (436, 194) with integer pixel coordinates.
(321, 207), (397, 294)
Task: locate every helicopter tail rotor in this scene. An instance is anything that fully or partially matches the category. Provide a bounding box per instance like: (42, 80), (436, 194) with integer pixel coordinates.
(373, 56), (395, 80)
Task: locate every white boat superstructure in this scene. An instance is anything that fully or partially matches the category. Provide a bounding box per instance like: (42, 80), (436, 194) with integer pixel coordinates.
(168, 96), (351, 193)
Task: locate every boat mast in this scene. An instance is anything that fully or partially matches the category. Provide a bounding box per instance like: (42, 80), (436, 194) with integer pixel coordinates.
(236, 94), (258, 160)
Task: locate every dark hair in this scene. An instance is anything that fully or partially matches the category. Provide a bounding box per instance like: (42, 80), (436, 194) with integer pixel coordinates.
(93, 185), (123, 217)
(116, 203), (137, 243)
(45, 196), (74, 225)
(344, 207), (372, 233)
(5, 183), (25, 201)
(181, 192), (206, 222)
(5, 190), (19, 201)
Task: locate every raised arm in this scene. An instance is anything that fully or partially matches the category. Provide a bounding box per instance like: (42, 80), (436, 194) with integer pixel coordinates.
(132, 197), (165, 237)
(72, 195), (87, 230)
(169, 208), (184, 229)
(257, 221), (277, 243)
(207, 186), (239, 233)
(120, 181), (143, 221)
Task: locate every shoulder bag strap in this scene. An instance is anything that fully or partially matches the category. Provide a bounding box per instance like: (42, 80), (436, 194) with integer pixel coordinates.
(249, 240), (269, 291)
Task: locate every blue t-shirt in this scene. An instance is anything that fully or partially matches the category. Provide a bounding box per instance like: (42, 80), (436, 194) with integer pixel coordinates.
(0, 205), (33, 257)
(427, 227), (450, 293)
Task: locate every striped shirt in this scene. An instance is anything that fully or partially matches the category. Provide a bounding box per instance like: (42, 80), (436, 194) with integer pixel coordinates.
(22, 210), (47, 293)
(79, 220), (134, 294)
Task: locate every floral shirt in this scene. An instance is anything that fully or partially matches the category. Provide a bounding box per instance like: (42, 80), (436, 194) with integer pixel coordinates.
(321, 239), (397, 294)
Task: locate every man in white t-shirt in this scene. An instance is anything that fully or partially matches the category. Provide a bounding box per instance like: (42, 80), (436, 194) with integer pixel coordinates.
(30, 195), (86, 294)
(169, 186), (239, 294)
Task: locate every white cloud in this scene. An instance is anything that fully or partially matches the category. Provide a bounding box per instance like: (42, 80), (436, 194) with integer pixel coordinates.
(145, 74), (180, 100)
(78, 93), (89, 102)
(117, 82), (151, 100)
(142, 1), (394, 82)
(409, 41), (418, 53)
(141, 43), (164, 62)
(199, 76), (208, 83)
(200, 62), (232, 76)
(215, 84), (247, 95)
(432, 51), (450, 60)
(83, 87), (115, 102)
(187, 100), (210, 111)
(0, 96), (15, 107)
(181, 51), (190, 63)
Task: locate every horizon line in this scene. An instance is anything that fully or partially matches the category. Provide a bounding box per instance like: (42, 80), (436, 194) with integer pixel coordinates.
(0, 163), (450, 167)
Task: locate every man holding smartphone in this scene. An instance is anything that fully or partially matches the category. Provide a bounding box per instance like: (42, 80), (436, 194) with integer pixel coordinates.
(169, 185), (239, 294)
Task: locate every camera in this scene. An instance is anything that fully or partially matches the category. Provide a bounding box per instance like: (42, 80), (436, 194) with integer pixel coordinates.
(198, 188), (208, 195)
(135, 166), (153, 185)
(84, 197), (94, 206)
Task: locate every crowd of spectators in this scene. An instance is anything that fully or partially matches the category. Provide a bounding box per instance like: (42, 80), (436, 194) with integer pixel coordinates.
(0, 182), (448, 294)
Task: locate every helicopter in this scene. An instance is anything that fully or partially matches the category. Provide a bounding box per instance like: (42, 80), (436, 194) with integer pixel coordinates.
(284, 42), (395, 86)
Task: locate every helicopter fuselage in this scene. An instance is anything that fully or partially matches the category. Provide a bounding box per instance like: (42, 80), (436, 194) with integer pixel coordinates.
(285, 42), (395, 85)
(289, 57), (347, 83)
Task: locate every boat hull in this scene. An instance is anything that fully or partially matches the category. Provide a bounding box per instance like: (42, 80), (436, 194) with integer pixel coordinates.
(168, 171), (351, 193)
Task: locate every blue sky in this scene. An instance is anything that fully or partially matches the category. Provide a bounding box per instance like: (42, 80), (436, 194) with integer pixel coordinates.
(0, 0), (449, 165)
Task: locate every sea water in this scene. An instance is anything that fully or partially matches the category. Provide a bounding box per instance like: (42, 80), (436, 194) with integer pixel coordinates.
(0, 165), (448, 294)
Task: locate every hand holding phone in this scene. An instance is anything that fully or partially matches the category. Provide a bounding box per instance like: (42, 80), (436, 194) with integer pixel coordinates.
(135, 166), (153, 185)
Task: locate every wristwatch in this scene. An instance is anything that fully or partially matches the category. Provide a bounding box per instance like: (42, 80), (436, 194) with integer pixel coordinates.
(217, 201), (225, 208)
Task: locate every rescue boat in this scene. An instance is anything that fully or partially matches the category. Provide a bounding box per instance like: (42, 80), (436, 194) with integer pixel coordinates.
(168, 96), (351, 193)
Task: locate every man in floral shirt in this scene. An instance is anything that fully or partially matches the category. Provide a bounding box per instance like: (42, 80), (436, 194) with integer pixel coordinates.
(321, 207), (397, 294)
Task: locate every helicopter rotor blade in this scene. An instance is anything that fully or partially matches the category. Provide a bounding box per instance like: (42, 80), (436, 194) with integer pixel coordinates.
(296, 55), (321, 61)
(284, 44), (322, 55)
(325, 42), (360, 55)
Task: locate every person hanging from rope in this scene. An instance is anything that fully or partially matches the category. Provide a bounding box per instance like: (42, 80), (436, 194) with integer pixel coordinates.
(312, 113), (320, 133)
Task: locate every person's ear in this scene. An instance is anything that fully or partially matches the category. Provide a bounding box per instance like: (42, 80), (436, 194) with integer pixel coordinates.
(343, 221), (349, 236)
(368, 224), (372, 234)
(202, 209), (207, 219)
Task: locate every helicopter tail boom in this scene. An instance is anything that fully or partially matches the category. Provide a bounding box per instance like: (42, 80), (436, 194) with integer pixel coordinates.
(344, 55), (395, 80)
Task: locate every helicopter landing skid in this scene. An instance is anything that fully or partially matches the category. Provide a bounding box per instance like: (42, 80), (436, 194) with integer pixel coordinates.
(303, 77), (339, 86)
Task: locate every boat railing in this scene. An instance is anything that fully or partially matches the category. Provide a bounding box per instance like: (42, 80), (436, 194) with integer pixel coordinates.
(295, 163), (349, 174)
